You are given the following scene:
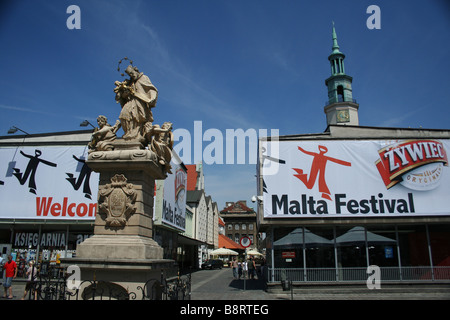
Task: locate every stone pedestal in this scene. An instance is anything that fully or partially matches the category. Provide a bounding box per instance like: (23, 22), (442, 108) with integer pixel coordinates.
(62, 140), (176, 299)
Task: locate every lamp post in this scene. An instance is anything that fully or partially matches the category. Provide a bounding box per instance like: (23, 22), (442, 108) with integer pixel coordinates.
(80, 120), (95, 129)
(7, 126), (30, 135)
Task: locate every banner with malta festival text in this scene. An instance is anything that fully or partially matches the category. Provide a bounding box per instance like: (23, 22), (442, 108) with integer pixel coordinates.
(0, 146), (99, 220)
(261, 139), (450, 218)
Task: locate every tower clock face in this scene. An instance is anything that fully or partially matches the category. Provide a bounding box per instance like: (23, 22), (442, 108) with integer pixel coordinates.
(337, 109), (350, 123)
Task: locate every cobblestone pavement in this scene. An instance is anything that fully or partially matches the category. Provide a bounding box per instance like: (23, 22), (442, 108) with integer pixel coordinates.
(2, 269), (450, 301)
(190, 268), (450, 300)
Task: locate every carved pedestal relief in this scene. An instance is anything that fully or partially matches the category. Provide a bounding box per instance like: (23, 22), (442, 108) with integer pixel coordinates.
(98, 174), (137, 228)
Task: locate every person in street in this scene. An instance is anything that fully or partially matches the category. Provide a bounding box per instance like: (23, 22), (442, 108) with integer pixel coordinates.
(21, 261), (37, 300)
(248, 257), (256, 279)
(231, 258), (238, 279)
(242, 260), (248, 279)
(2, 255), (17, 299)
(238, 260), (243, 279)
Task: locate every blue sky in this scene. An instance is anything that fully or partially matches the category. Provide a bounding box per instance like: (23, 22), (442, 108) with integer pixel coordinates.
(1, 0), (449, 210)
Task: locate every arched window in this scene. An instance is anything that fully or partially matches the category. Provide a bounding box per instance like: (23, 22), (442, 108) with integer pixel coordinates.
(337, 85), (344, 102)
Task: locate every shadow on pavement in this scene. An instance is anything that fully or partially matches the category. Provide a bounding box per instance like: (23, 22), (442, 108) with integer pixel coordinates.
(228, 277), (266, 291)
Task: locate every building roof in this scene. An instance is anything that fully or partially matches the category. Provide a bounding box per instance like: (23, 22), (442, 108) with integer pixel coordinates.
(259, 124), (450, 142)
(186, 190), (204, 203)
(0, 129), (93, 146)
(186, 164), (198, 191)
(218, 234), (244, 250)
(220, 200), (255, 215)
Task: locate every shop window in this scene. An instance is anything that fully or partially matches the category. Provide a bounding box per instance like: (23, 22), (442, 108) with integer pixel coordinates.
(366, 225), (398, 268)
(335, 226), (367, 268)
(273, 227), (304, 268)
(397, 224), (430, 267)
(305, 227), (335, 268)
(428, 224), (450, 268)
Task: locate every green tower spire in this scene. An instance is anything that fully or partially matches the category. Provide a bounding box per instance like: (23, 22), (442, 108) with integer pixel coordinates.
(331, 21), (341, 54)
(328, 22), (346, 75)
(324, 23), (359, 126)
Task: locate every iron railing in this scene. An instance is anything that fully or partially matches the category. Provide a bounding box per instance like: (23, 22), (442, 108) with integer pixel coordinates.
(268, 266), (450, 283)
(25, 265), (191, 300)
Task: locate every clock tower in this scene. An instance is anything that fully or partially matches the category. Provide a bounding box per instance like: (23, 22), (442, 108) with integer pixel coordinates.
(324, 23), (359, 126)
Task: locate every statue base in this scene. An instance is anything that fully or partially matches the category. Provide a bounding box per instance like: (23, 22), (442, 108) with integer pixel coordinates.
(61, 256), (176, 300)
(62, 143), (176, 299)
(75, 234), (164, 260)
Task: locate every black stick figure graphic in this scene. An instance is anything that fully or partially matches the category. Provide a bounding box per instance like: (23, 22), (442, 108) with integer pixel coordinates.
(66, 155), (93, 199)
(261, 146), (285, 194)
(13, 149), (57, 194)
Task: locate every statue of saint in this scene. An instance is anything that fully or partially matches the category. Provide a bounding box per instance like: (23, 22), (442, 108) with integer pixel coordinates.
(114, 65), (158, 144)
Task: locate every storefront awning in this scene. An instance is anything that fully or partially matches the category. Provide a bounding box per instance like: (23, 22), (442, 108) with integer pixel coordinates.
(177, 234), (206, 246)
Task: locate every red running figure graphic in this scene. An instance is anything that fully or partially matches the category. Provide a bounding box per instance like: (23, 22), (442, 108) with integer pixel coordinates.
(293, 145), (351, 201)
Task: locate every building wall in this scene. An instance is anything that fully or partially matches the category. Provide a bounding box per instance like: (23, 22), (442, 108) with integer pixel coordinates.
(257, 125), (450, 278)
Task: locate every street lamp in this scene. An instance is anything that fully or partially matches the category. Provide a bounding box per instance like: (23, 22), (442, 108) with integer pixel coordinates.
(80, 120), (95, 129)
(7, 126), (30, 135)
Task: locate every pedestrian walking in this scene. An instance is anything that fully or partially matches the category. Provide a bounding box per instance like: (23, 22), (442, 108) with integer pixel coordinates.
(248, 257), (256, 279)
(238, 260), (243, 279)
(2, 255), (17, 299)
(231, 258), (238, 279)
(242, 260), (248, 279)
(21, 261), (37, 300)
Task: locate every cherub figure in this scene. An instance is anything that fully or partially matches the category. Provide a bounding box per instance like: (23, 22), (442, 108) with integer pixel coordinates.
(145, 122), (173, 174)
(89, 115), (121, 152)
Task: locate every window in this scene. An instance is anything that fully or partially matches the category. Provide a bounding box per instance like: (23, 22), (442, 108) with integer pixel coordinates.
(335, 226), (367, 268)
(366, 225), (398, 267)
(242, 224), (246, 230)
(249, 224), (254, 231)
(305, 227), (335, 268)
(428, 224), (450, 269)
(337, 85), (344, 102)
(235, 224), (240, 231)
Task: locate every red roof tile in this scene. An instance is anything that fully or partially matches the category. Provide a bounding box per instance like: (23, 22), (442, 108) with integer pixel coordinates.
(186, 164), (198, 191)
(219, 234), (244, 249)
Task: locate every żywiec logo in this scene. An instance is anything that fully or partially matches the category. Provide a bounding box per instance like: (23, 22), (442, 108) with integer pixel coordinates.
(375, 140), (448, 191)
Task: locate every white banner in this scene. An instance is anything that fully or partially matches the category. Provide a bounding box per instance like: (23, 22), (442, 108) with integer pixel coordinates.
(160, 153), (187, 231)
(0, 146), (99, 220)
(261, 139), (450, 218)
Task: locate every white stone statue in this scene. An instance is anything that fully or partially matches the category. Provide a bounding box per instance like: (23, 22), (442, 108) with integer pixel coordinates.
(114, 64), (158, 144)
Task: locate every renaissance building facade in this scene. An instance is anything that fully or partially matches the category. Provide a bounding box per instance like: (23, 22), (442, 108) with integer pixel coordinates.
(256, 26), (450, 286)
